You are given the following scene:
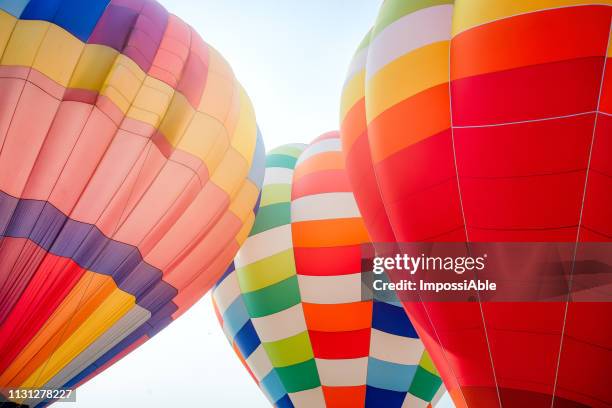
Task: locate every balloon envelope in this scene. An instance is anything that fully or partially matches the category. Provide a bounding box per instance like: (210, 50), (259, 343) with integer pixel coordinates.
(340, 1), (612, 407)
(213, 134), (448, 407)
(0, 0), (264, 405)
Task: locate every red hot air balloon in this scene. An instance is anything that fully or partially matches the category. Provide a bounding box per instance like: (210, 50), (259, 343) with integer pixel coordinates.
(341, 1), (612, 407)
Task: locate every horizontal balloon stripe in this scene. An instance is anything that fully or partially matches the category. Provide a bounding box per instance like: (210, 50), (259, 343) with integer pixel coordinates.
(291, 169), (353, 200)
(461, 172), (586, 231)
(372, 300), (419, 338)
(366, 357), (417, 392)
(275, 359), (321, 393)
(309, 328), (371, 359)
(249, 203), (290, 235)
(295, 138), (341, 165)
(266, 153), (298, 169)
(372, 0), (452, 38)
(409, 366), (444, 401)
(450, 6), (611, 82)
(302, 302), (372, 332)
(292, 152), (344, 181)
(262, 331), (313, 367)
(451, 0), (612, 35)
(454, 113), (595, 178)
(365, 386), (408, 407)
(291, 192), (361, 222)
(297, 273), (363, 304)
(369, 329), (425, 365)
(293, 245), (361, 276)
(236, 249), (296, 293)
(235, 224), (293, 267)
(450, 57), (604, 126)
(373, 129), (457, 203)
(289, 389), (328, 407)
(251, 304), (307, 343)
(366, 4), (452, 80)
(258, 184), (291, 207)
(241, 276), (301, 318)
(366, 41), (449, 123)
(315, 357), (368, 387)
(291, 218), (369, 247)
(0, 191), (177, 310)
(262, 167), (293, 186)
(322, 385), (367, 406)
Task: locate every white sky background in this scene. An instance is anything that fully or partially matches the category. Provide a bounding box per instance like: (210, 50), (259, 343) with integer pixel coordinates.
(64, 1), (383, 407)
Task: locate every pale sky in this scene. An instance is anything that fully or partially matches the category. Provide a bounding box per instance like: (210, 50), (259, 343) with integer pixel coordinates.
(64, 1), (383, 407)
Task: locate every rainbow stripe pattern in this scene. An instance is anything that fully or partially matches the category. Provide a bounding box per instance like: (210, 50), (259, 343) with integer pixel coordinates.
(213, 135), (448, 407)
(0, 0), (265, 405)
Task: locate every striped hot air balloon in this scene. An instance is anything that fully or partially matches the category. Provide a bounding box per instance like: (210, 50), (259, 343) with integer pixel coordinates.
(0, 0), (264, 405)
(213, 135), (450, 407)
(340, 1), (612, 407)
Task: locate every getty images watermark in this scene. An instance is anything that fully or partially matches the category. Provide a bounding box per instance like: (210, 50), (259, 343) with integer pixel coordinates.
(372, 252), (495, 293)
(361, 242), (612, 303)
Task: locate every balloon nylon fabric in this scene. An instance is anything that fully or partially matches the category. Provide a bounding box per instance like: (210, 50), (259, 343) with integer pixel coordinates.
(0, 0), (265, 405)
(213, 135), (448, 407)
(340, 0), (612, 407)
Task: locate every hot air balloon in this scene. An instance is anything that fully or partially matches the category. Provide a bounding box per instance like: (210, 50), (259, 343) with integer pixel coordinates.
(213, 135), (450, 407)
(0, 0), (264, 405)
(340, 1), (612, 407)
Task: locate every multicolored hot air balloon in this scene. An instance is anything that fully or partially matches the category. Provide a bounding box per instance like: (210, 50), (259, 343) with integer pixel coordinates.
(213, 134), (450, 407)
(0, 0), (264, 405)
(341, 1), (611, 407)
